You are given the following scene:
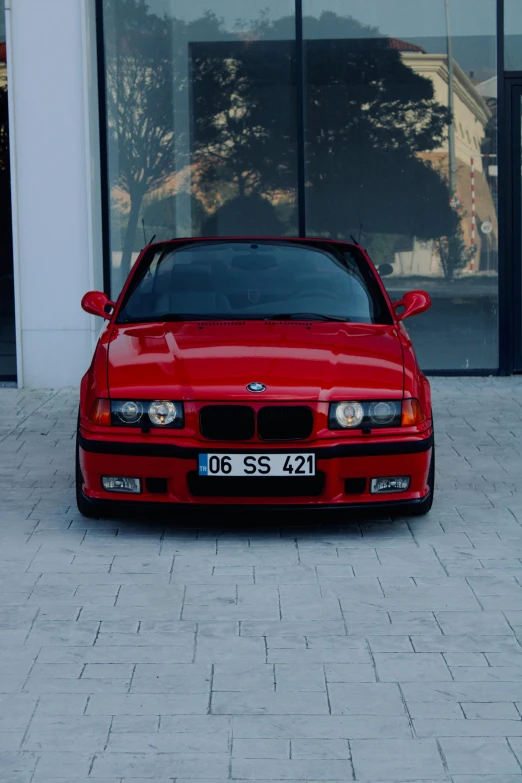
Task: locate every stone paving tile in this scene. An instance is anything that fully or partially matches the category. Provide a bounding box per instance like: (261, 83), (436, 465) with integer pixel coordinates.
(440, 736), (522, 774)
(351, 738), (446, 780)
(3, 380), (522, 779)
(231, 714), (412, 739)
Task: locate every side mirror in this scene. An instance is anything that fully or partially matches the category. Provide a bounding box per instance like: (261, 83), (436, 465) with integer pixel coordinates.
(81, 291), (115, 320)
(378, 263), (394, 277)
(393, 290), (431, 320)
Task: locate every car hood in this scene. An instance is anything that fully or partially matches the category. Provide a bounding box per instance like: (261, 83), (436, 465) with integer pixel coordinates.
(107, 321), (404, 401)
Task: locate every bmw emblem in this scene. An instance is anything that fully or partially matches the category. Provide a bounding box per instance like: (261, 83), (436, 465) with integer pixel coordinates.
(247, 382), (266, 393)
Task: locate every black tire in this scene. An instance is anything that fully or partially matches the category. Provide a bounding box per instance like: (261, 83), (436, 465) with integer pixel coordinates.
(407, 442), (435, 517)
(75, 422), (99, 518)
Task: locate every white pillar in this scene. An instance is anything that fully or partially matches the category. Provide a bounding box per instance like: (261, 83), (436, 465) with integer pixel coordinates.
(6, 0), (102, 388)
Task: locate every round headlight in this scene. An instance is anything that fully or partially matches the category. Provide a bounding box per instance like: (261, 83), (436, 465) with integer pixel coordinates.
(369, 401), (396, 425)
(148, 400), (177, 426)
(117, 401), (143, 424)
(335, 401), (364, 428)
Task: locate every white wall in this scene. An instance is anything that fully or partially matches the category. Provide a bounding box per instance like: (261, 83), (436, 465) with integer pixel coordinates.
(6, 0), (102, 387)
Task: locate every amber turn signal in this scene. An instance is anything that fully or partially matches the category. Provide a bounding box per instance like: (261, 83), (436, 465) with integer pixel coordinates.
(88, 398), (111, 426)
(401, 398), (425, 426)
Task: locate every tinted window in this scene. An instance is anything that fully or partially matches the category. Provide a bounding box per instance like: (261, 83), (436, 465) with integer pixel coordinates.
(303, 0), (498, 370)
(118, 241), (392, 325)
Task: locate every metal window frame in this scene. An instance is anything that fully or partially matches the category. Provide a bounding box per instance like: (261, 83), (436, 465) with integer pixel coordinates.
(95, 0), (112, 297)
(503, 77), (522, 372)
(95, 0), (513, 375)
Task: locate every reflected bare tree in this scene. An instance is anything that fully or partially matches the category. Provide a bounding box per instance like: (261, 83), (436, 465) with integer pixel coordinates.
(105, 0), (177, 275)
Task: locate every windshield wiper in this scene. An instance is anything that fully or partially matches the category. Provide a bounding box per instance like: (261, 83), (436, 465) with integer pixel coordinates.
(120, 312), (351, 325)
(265, 313), (350, 323)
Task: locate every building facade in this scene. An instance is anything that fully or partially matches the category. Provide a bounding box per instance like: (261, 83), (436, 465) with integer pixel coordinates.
(1, 0), (522, 386)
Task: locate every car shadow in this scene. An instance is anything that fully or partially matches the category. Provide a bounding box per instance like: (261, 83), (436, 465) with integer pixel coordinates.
(82, 504), (416, 541)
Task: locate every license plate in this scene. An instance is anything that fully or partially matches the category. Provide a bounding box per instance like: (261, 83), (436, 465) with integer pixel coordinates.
(198, 453), (315, 477)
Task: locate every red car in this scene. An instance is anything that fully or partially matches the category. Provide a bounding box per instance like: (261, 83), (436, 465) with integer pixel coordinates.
(77, 237), (433, 516)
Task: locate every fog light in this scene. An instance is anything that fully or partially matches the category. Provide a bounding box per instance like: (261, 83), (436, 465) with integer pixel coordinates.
(371, 476), (410, 494)
(102, 477), (141, 494)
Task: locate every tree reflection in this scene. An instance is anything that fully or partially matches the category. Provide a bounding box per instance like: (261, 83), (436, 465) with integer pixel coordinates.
(191, 38), (297, 220)
(105, 0), (180, 274)
(304, 34), (457, 241)
(105, 2), (459, 274)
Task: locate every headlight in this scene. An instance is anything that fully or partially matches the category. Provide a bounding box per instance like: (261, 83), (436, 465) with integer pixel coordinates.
(368, 401), (396, 425)
(329, 400), (402, 429)
(117, 401), (143, 424)
(110, 400), (184, 428)
(334, 402), (364, 428)
(148, 400), (178, 426)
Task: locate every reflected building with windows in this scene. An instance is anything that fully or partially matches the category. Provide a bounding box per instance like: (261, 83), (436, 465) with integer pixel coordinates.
(2, 0), (522, 384)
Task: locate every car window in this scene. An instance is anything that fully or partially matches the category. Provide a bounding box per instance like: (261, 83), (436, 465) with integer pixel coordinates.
(117, 241), (392, 325)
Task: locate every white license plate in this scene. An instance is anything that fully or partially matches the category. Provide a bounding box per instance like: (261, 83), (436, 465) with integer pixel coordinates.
(198, 453), (315, 477)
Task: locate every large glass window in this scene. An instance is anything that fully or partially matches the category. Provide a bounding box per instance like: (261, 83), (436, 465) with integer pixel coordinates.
(102, 0), (298, 294)
(0, 0), (16, 381)
(303, 0), (498, 370)
(505, 0), (522, 71)
(101, 0), (499, 371)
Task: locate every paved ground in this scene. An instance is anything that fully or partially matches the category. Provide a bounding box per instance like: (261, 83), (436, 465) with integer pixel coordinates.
(1, 379), (522, 782)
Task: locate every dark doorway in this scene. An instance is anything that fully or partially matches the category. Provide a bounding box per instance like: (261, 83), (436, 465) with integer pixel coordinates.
(0, 4), (16, 382)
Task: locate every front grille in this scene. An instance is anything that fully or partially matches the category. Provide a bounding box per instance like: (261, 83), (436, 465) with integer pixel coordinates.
(187, 471), (325, 498)
(258, 406), (313, 441)
(200, 405), (255, 441)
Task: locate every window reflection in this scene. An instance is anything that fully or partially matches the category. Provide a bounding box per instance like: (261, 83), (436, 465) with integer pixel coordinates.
(103, 0), (297, 293)
(505, 0), (522, 71)
(303, 0), (498, 370)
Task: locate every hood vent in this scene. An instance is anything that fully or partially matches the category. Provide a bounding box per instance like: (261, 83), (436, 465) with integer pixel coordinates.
(265, 321), (312, 328)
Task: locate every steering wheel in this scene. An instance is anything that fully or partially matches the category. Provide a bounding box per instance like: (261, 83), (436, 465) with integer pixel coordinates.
(292, 289), (340, 300)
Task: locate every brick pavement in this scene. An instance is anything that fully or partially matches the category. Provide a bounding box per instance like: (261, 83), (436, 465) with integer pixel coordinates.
(0, 379), (522, 781)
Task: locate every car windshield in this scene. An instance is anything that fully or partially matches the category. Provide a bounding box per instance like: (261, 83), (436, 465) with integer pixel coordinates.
(117, 241), (392, 325)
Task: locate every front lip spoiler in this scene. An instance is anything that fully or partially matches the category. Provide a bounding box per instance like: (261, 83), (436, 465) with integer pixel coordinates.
(81, 491), (428, 514)
(79, 432), (433, 459)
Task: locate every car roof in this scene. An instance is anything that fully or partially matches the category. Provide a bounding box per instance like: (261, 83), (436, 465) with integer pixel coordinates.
(145, 236), (360, 253)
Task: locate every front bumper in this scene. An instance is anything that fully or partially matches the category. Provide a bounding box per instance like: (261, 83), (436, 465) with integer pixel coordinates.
(78, 428), (433, 508)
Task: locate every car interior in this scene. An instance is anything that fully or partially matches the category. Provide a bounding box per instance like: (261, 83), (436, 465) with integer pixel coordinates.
(121, 242), (379, 323)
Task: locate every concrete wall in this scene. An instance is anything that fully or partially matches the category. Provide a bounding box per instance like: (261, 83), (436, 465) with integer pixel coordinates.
(6, 0), (102, 387)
